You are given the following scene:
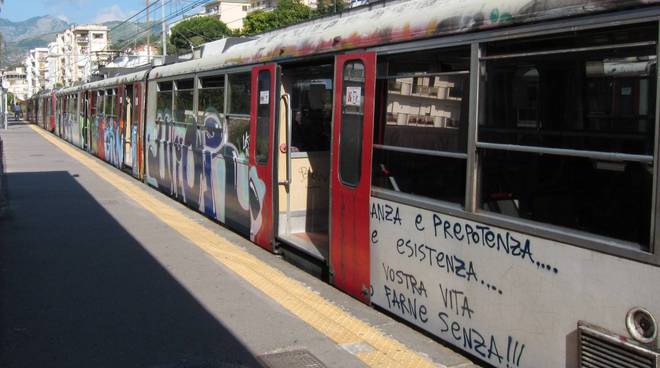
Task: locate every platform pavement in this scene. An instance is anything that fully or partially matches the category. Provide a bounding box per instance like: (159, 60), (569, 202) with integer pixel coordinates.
(0, 121), (483, 368)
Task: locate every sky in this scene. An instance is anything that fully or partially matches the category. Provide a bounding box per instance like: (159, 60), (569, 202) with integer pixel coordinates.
(2, 0), (199, 24)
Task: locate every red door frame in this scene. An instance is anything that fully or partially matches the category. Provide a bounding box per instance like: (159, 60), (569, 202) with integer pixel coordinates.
(249, 64), (278, 251)
(133, 81), (144, 178)
(330, 52), (377, 303)
(50, 91), (56, 132)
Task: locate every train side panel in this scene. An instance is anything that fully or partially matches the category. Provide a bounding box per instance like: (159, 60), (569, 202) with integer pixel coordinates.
(144, 78), (252, 237)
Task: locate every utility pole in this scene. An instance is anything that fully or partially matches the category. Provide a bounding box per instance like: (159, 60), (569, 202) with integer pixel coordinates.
(1, 77), (8, 129)
(146, 0), (151, 63)
(161, 0), (167, 58)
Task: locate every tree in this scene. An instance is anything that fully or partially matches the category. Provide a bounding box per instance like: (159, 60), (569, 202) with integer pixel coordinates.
(242, 0), (313, 35)
(169, 16), (231, 54)
(315, 0), (346, 15)
(242, 10), (273, 36)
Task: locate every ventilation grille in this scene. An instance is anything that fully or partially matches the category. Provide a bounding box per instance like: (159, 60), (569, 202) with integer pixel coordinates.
(579, 321), (659, 368)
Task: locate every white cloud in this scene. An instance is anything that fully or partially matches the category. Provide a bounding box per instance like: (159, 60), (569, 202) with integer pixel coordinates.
(94, 5), (137, 23)
(56, 15), (70, 23)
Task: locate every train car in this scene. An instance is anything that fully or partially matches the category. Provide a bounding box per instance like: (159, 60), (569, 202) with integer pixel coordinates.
(55, 86), (82, 147)
(26, 97), (36, 123)
(33, 90), (56, 132)
(30, 0), (660, 366)
(79, 70), (148, 178)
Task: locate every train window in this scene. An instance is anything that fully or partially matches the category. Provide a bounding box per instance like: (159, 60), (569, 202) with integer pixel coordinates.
(157, 81), (173, 124)
(158, 81), (173, 91)
(227, 116), (250, 160)
(478, 23), (657, 250)
(173, 79), (194, 125)
(101, 91), (108, 116)
(198, 75), (225, 127)
(228, 73), (251, 115)
(176, 79), (194, 90)
(92, 92), (98, 115)
(339, 61), (365, 186)
(106, 90), (116, 118)
(372, 46), (470, 205)
(284, 64), (333, 152)
(255, 70), (271, 164)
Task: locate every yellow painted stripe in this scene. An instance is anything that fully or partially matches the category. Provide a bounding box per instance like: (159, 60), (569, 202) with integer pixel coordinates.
(30, 125), (441, 368)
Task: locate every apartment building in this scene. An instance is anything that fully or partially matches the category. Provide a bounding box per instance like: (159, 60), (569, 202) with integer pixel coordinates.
(204, 0), (251, 30)
(42, 24), (113, 89)
(46, 40), (64, 89)
(2, 66), (29, 102)
(24, 48), (49, 97)
(201, 0), (318, 31)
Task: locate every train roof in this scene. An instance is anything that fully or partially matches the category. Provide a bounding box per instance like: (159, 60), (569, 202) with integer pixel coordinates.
(83, 69), (150, 91)
(57, 85), (81, 95)
(149, 0), (660, 80)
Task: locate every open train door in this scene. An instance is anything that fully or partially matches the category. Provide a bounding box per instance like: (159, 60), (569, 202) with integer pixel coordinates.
(330, 52), (376, 303)
(249, 64), (279, 251)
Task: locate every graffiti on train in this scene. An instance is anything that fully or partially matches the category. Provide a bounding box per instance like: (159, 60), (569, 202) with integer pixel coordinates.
(145, 107), (265, 237)
(131, 123), (139, 177)
(103, 115), (124, 168)
(368, 198), (567, 367)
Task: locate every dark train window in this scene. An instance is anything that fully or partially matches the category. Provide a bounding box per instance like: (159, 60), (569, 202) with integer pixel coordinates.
(339, 61), (365, 186)
(198, 75), (225, 126)
(479, 47), (657, 154)
(176, 78), (194, 90)
(372, 150), (466, 203)
(284, 64), (333, 153)
(373, 46), (470, 205)
(229, 73), (251, 115)
(479, 23), (657, 250)
(174, 79), (194, 125)
(105, 89), (115, 118)
(156, 81), (173, 124)
(255, 70), (271, 164)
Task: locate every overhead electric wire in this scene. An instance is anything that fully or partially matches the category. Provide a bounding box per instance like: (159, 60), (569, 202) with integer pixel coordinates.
(112, 0), (212, 51)
(71, 0), (211, 68)
(38, 0), (212, 83)
(107, 0), (164, 33)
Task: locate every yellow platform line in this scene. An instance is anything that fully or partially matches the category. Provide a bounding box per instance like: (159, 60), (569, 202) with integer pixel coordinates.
(30, 125), (438, 368)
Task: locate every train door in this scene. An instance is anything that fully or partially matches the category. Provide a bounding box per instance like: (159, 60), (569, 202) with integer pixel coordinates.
(50, 92), (56, 132)
(276, 60), (334, 261)
(133, 81), (143, 178)
(249, 64), (278, 251)
(329, 52), (376, 302)
(123, 84), (134, 168)
(82, 91), (90, 150)
(57, 96), (63, 137)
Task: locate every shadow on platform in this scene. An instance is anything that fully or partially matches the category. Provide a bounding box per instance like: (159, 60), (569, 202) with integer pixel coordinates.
(0, 171), (262, 368)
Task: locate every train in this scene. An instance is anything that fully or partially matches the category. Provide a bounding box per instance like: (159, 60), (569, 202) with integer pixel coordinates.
(27, 0), (660, 366)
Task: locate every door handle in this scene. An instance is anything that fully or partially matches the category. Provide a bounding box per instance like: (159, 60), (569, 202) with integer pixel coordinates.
(278, 93), (292, 188)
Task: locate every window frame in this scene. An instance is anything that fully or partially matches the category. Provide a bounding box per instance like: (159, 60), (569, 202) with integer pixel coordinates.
(369, 17), (660, 265)
(156, 79), (175, 127)
(227, 71), (252, 116)
(195, 68), (252, 163)
(372, 46), (471, 204)
(255, 69), (272, 165)
(196, 72), (226, 128)
(173, 78), (195, 126)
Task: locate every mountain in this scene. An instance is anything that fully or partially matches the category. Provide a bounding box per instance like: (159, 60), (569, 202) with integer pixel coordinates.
(0, 15), (69, 66)
(0, 15), (161, 67)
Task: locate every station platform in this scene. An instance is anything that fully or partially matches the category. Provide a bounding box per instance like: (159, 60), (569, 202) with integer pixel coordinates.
(0, 121), (482, 368)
